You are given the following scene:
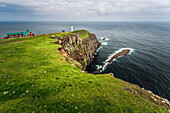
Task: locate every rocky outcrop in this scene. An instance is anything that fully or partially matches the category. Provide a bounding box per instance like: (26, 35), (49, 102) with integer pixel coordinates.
(55, 31), (101, 70)
(81, 34), (101, 65)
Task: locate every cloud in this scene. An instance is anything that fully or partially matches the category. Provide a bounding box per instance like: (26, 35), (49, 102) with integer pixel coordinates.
(0, 0), (170, 21)
(0, 4), (6, 7)
(0, 3), (35, 16)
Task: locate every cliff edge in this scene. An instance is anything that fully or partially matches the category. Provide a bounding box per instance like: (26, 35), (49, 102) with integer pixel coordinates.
(52, 30), (101, 70)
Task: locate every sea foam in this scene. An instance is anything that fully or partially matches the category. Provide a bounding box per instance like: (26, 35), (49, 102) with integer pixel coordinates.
(101, 42), (108, 46)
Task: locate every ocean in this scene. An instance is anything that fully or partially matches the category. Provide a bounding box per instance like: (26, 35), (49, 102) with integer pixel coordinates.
(0, 21), (170, 100)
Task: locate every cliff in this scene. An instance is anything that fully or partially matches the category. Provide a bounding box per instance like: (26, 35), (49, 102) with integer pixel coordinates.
(54, 30), (101, 70)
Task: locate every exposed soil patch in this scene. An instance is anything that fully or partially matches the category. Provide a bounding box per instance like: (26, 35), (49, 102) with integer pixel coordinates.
(58, 47), (70, 58)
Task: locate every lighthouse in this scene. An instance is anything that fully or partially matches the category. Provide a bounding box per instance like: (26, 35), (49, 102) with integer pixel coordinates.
(71, 25), (74, 32)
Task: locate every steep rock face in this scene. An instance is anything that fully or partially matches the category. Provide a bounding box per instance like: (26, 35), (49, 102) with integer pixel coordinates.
(57, 32), (101, 70)
(81, 34), (101, 65)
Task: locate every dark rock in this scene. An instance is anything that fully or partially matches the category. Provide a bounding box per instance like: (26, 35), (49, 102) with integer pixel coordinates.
(34, 75), (37, 77)
(56, 78), (59, 80)
(58, 47), (62, 51)
(69, 85), (72, 87)
(125, 88), (137, 94)
(50, 42), (58, 44)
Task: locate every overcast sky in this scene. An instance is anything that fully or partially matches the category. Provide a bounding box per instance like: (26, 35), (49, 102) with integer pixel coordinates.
(0, 0), (170, 21)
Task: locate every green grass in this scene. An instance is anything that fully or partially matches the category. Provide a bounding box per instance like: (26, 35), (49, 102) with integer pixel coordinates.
(72, 30), (90, 39)
(45, 30), (90, 40)
(0, 35), (169, 113)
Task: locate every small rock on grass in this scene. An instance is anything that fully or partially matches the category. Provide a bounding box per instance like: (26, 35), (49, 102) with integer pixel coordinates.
(4, 91), (8, 95)
(75, 106), (78, 110)
(8, 76), (11, 78)
(26, 90), (30, 93)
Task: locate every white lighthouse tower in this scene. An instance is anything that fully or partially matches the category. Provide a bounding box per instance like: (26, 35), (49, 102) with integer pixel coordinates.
(71, 25), (74, 32)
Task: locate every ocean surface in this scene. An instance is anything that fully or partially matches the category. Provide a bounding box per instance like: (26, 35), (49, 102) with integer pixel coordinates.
(0, 21), (170, 100)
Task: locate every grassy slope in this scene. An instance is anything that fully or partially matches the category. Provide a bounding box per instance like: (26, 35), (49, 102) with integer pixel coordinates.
(0, 35), (169, 113)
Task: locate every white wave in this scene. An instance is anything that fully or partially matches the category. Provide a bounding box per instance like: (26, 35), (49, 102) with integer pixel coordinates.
(96, 65), (102, 69)
(105, 38), (110, 41)
(96, 46), (103, 53)
(98, 37), (105, 40)
(101, 63), (108, 72)
(106, 48), (134, 62)
(95, 37), (109, 55)
(96, 48), (134, 72)
(101, 42), (108, 46)
(96, 49), (100, 53)
(96, 63), (108, 72)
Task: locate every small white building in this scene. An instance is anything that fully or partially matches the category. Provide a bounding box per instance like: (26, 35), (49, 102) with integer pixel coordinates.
(71, 25), (74, 32)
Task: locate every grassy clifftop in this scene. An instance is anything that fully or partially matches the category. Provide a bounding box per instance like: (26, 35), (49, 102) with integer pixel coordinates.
(0, 32), (169, 112)
(47, 30), (90, 40)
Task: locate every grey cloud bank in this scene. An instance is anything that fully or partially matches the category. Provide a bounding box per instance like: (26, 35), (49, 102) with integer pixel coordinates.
(0, 0), (170, 21)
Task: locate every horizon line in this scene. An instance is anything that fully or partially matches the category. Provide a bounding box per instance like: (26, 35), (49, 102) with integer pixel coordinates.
(0, 20), (170, 22)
